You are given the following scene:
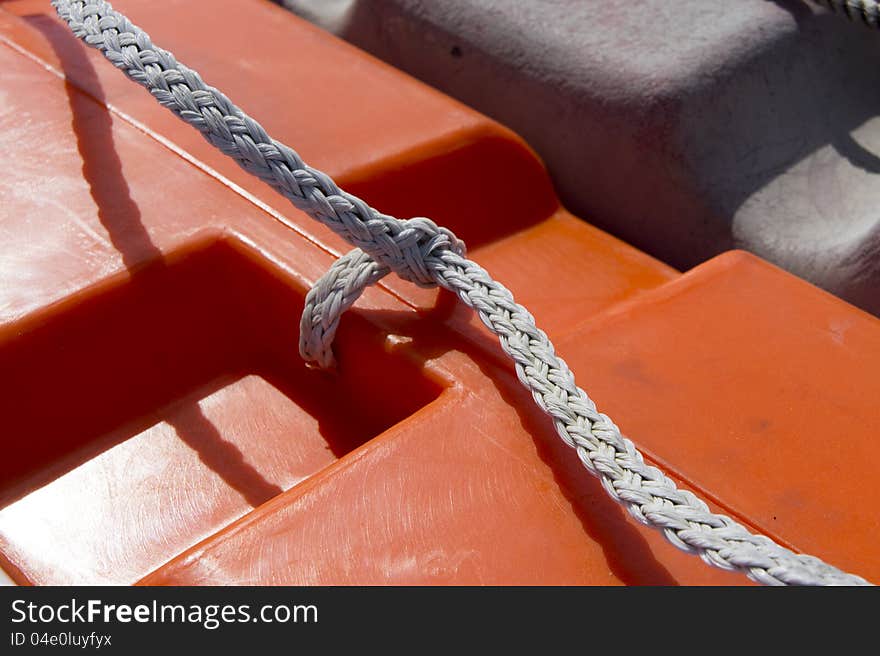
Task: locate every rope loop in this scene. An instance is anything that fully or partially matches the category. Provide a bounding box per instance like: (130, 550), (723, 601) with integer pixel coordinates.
(299, 248), (388, 369)
(298, 216), (465, 368)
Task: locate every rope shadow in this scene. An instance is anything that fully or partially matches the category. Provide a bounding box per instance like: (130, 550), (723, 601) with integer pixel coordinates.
(19, 14), (284, 510)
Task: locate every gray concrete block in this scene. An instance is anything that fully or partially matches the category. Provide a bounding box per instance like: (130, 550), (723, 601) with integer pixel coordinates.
(277, 0), (880, 314)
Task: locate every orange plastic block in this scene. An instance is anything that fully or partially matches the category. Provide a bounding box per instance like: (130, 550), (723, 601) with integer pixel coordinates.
(0, 0), (557, 250)
(1, 0), (875, 588)
(142, 253), (880, 586)
(0, 0), (677, 334)
(0, 237), (445, 584)
(550, 251), (880, 582)
(0, 2), (675, 584)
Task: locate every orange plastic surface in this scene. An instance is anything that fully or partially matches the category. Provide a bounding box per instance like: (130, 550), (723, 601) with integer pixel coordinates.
(141, 252), (880, 586)
(0, 0), (877, 585)
(0, 0), (676, 334)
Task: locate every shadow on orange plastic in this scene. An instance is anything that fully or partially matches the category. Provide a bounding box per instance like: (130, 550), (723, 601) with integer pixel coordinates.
(7, 6), (561, 253)
(0, 233), (445, 508)
(342, 128), (560, 249)
(24, 10), (162, 270)
(136, 252), (880, 586)
(0, 231), (704, 586)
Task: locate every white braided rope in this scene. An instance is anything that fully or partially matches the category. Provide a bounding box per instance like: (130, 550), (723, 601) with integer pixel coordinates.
(50, 0), (872, 585)
(812, 0), (880, 26)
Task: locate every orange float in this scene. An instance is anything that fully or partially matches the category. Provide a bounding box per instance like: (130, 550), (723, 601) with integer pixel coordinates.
(0, 0), (876, 585)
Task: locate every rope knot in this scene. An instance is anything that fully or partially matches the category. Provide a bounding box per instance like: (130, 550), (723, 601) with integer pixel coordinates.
(299, 216), (465, 368)
(382, 217), (466, 288)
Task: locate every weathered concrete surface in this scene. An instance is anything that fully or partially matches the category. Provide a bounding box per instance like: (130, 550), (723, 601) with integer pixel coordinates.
(277, 0), (880, 314)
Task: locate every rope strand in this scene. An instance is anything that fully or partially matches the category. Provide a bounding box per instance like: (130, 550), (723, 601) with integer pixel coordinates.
(812, 0), (880, 27)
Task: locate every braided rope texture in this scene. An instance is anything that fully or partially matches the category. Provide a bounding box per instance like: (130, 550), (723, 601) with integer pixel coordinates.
(50, 0), (872, 586)
(813, 0), (880, 26)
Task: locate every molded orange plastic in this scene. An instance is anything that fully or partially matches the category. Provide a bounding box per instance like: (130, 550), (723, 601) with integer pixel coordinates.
(140, 252), (880, 586)
(0, 0), (876, 585)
